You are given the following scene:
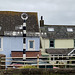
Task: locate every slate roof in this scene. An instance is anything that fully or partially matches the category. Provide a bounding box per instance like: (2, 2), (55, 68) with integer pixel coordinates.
(40, 25), (75, 39)
(0, 11), (39, 36)
(45, 48), (73, 55)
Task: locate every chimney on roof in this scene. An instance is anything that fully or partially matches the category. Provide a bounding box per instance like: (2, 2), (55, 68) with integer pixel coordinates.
(40, 16), (44, 27)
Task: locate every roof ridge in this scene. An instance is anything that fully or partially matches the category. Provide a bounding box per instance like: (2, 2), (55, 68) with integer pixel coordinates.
(0, 11), (37, 14)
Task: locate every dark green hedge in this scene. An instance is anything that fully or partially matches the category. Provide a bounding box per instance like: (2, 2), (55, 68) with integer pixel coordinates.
(0, 68), (75, 75)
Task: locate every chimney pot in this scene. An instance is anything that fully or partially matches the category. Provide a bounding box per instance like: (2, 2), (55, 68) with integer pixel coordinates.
(41, 16), (43, 20)
(40, 16), (44, 27)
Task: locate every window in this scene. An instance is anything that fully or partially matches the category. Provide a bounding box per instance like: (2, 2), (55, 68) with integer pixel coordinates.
(67, 28), (73, 32)
(0, 38), (1, 48)
(0, 37), (3, 51)
(48, 28), (54, 31)
(74, 39), (75, 48)
(50, 40), (54, 48)
(28, 40), (35, 50)
(30, 41), (33, 48)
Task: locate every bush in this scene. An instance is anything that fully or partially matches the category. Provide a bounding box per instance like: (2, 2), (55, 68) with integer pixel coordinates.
(19, 64), (37, 69)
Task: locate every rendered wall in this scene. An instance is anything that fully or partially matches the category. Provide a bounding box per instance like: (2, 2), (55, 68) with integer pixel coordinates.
(41, 38), (74, 51)
(26, 37), (40, 51)
(40, 37), (49, 54)
(0, 37), (23, 57)
(41, 38), (49, 49)
(0, 37), (40, 57)
(55, 39), (74, 48)
(0, 36), (40, 65)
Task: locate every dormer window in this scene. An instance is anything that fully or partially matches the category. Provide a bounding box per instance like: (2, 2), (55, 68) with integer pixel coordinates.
(48, 28), (54, 31)
(67, 28), (73, 32)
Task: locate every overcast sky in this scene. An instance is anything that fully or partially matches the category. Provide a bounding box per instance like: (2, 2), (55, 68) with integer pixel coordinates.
(0, 0), (75, 25)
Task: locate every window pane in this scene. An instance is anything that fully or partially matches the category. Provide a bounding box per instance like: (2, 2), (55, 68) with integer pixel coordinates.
(0, 38), (1, 48)
(29, 41), (33, 48)
(50, 41), (54, 43)
(67, 28), (73, 32)
(50, 40), (54, 47)
(48, 28), (54, 31)
(50, 44), (54, 47)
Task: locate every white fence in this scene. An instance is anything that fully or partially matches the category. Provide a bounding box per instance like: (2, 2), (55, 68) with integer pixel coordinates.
(1, 55), (75, 69)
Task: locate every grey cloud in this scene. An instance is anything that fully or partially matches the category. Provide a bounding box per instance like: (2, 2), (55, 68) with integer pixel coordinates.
(0, 0), (75, 25)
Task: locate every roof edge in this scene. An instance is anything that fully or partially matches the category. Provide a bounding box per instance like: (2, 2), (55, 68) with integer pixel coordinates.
(44, 25), (75, 27)
(0, 11), (38, 15)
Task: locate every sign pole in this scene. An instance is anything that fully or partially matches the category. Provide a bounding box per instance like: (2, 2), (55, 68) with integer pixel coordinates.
(21, 13), (28, 60)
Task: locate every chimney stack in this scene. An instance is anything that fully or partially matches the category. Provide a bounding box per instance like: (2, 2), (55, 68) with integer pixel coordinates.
(40, 16), (44, 27)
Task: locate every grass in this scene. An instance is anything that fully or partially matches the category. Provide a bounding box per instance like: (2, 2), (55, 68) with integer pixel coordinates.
(19, 64), (37, 69)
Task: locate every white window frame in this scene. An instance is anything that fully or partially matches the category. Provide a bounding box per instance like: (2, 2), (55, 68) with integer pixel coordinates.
(0, 37), (3, 51)
(48, 28), (54, 31)
(28, 40), (35, 51)
(67, 28), (73, 32)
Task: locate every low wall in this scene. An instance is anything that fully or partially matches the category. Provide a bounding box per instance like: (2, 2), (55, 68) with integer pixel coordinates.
(0, 68), (75, 75)
(11, 51), (41, 57)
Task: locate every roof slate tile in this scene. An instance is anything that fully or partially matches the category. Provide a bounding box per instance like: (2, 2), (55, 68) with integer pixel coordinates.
(0, 11), (39, 36)
(40, 25), (75, 39)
